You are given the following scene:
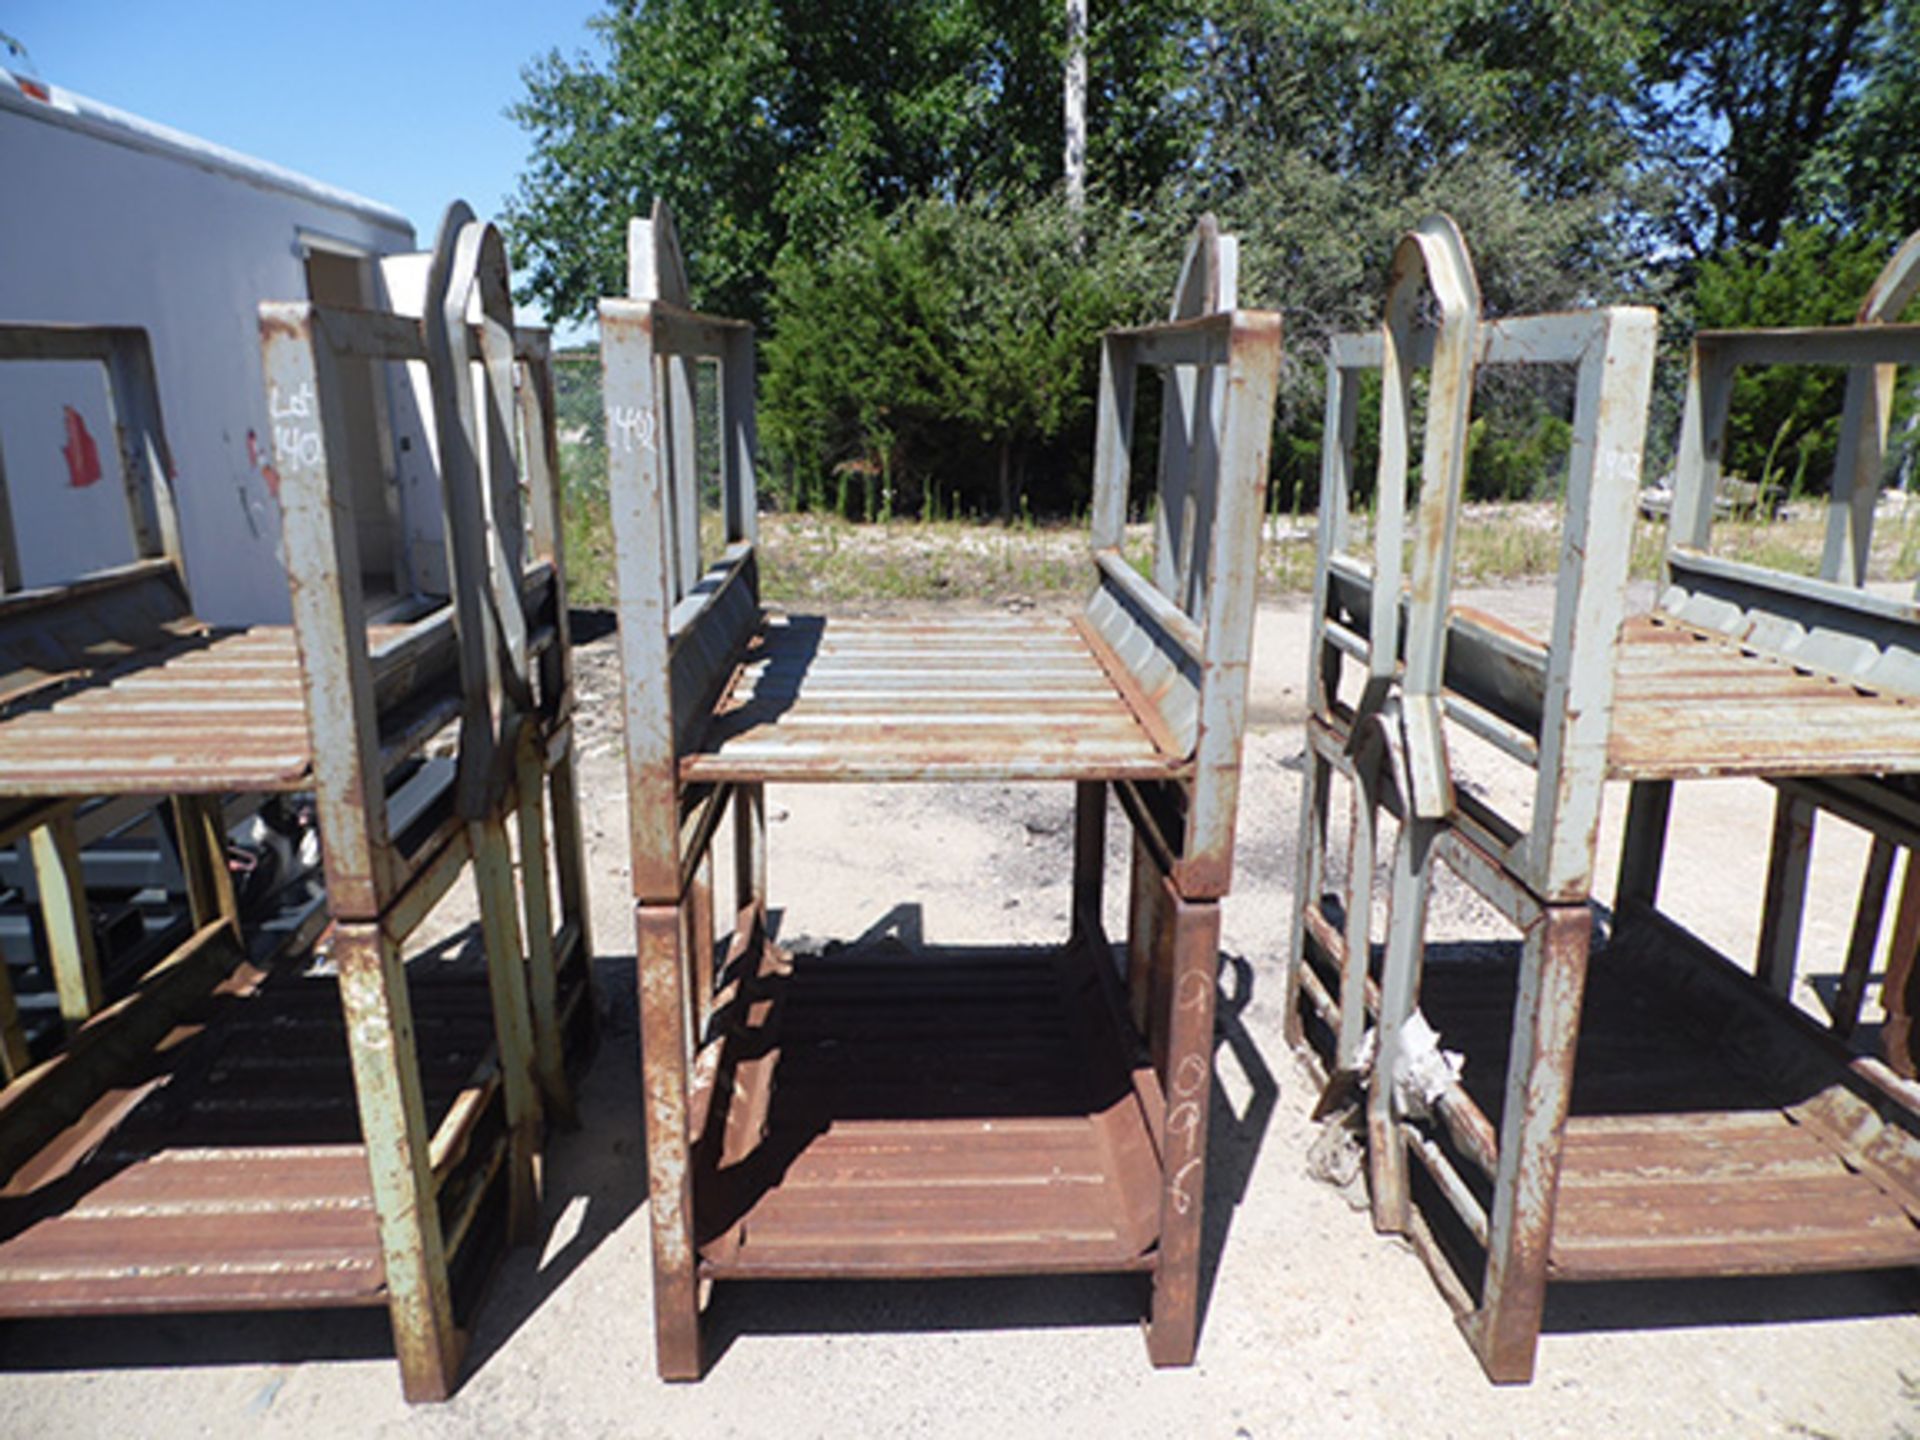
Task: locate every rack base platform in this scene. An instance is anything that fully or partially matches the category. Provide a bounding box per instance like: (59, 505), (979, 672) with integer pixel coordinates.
(693, 935), (1165, 1282)
(1407, 913), (1920, 1285)
(0, 965), (506, 1318)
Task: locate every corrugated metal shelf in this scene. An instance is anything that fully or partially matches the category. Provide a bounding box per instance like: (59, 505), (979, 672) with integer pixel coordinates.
(693, 938), (1162, 1281)
(1609, 614), (1920, 781)
(0, 968), (503, 1317)
(1399, 918), (1920, 1287)
(684, 614), (1180, 784)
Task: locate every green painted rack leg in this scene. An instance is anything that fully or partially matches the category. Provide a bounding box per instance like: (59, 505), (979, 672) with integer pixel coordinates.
(332, 921), (465, 1403)
(30, 813), (102, 1034)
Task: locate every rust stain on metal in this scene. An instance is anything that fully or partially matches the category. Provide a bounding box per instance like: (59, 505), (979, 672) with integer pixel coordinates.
(0, 207), (595, 1404)
(604, 207), (1274, 1377)
(1289, 213), (1920, 1387)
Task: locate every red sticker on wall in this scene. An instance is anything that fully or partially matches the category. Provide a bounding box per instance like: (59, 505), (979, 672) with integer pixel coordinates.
(246, 428), (282, 499)
(61, 406), (102, 488)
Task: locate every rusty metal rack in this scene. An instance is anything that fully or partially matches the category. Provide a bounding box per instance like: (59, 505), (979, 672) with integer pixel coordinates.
(0, 203), (593, 1401)
(1285, 216), (1920, 1383)
(604, 205), (1280, 1377)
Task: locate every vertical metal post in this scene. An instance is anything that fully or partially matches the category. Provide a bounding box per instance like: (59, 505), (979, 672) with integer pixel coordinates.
(1464, 905), (1590, 1385)
(331, 921), (464, 1403)
(1145, 880), (1221, 1367)
(103, 332), (178, 569)
(1668, 344), (1736, 557)
(688, 852), (716, 1040)
(1307, 354), (1360, 717)
(549, 746), (593, 962)
(29, 814), (102, 1033)
(518, 331), (563, 567)
(636, 900), (702, 1379)
(1369, 814), (1435, 1233)
(515, 734), (573, 1122)
(1283, 742), (1332, 1050)
(515, 325), (596, 1075)
(1153, 334), (1204, 610)
(1126, 834), (1160, 1039)
(1833, 836), (1897, 1038)
(1338, 737), (1384, 1069)
(1088, 336), (1136, 555)
(1526, 308), (1658, 901)
(721, 328), (759, 546)
(1178, 312), (1281, 900)
(1821, 355), (1893, 586)
(601, 301), (679, 904)
(1072, 781), (1106, 943)
(260, 302), (391, 918)
(1615, 779), (1673, 918)
(470, 815), (542, 1241)
(1820, 229), (1920, 584)
(733, 782), (767, 919)
(665, 350), (700, 591)
(171, 795), (239, 936)
(1757, 794), (1817, 996)
(1286, 342), (1360, 1055)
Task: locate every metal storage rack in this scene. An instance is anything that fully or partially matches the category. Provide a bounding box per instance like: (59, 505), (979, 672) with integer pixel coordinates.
(604, 205), (1281, 1377)
(1285, 215), (1920, 1383)
(0, 204), (592, 1401)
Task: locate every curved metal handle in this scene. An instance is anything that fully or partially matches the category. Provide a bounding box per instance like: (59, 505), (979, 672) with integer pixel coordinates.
(1355, 214), (1480, 821)
(1167, 212), (1239, 319)
(448, 218), (533, 698)
(629, 197), (693, 305)
(423, 204), (535, 817)
(1152, 214), (1243, 616)
(1860, 229), (1920, 323)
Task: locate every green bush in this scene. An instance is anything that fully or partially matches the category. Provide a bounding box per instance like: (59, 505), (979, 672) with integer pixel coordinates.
(1466, 409), (1575, 503)
(1691, 223), (1917, 496)
(760, 192), (1177, 521)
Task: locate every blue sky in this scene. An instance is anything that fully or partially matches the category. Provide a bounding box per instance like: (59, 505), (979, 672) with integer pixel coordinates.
(4, 0), (607, 328)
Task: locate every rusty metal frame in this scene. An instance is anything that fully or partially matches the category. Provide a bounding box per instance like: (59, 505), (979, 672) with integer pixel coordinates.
(605, 207), (1279, 1378)
(1642, 229), (1920, 1051)
(1657, 234), (1920, 1075)
(1290, 217), (1920, 1386)
(602, 201), (765, 1381)
(255, 205), (596, 1397)
(1286, 213), (1663, 1384)
(0, 202), (592, 1406)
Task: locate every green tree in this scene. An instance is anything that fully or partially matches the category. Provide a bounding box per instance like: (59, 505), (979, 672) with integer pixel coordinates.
(1179, 2), (1659, 506)
(506, 0), (1200, 328)
(1630, 0), (1876, 260)
(1801, 0), (1920, 236)
(1197, 0), (1651, 206)
(513, 0), (1920, 520)
(761, 194), (1173, 519)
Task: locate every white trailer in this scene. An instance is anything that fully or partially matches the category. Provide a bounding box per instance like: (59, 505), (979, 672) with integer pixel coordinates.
(0, 65), (446, 624)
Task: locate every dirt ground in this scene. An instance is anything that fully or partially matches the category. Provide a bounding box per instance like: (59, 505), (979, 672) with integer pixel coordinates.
(4, 584), (1919, 1439)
